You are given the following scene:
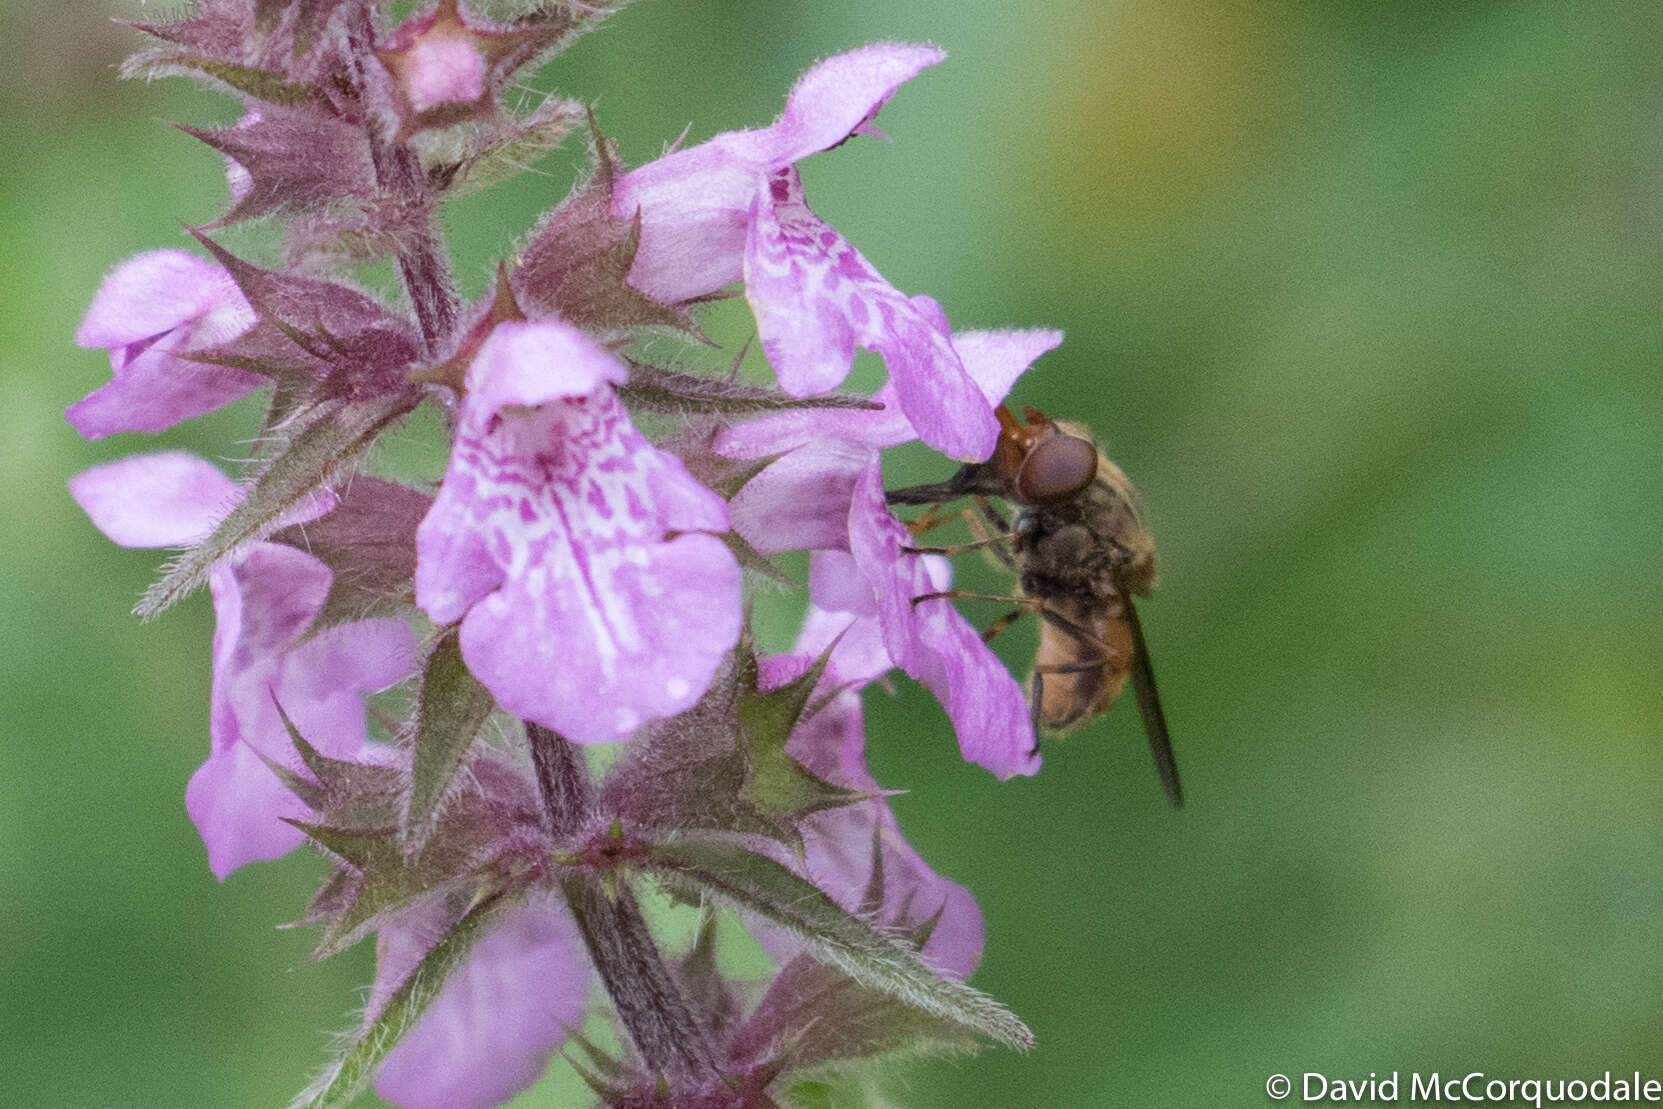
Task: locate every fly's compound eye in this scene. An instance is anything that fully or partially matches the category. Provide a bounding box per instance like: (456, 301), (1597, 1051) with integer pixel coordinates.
(1015, 433), (1098, 505)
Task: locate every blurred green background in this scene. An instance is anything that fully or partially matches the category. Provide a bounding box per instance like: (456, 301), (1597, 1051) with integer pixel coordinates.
(5, 0), (1661, 1105)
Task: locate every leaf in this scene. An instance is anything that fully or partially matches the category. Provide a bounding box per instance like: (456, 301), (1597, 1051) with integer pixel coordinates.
(717, 529), (794, 588)
(637, 838), (1033, 1051)
(119, 9), (250, 61)
(189, 229), (422, 402)
(401, 629), (499, 855)
(136, 393), (417, 619)
(733, 953), (982, 1073)
(677, 905), (743, 1041)
(443, 96), (586, 197)
(292, 755), (545, 958)
(122, 55), (330, 108)
(268, 700), (405, 828)
(619, 362), (884, 417)
(286, 894), (506, 1109)
(271, 475), (430, 634)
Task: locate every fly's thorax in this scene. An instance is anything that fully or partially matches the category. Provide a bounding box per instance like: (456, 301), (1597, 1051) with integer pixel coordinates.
(1081, 457), (1157, 596)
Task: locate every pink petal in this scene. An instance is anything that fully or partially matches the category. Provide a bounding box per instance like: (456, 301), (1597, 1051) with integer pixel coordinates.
(613, 135), (761, 304)
(952, 327), (1065, 405)
(713, 327), (1061, 464)
(375, 895), (590, 1109)
(417, 325), (740, 743)
(68, 250), (260, 439)
(727, 440), (870, 555)
(798, 551), (894, 687)
(74, 249), (244, 349)
(760, 643), (984, 979)
(466, 319), (627, 411)
(769, 44), (946, 166)
(745, 169), (997, 461)
(197, 547), (415, 878)
(847, 459), (1038, 779)
(614, 44), (942, 306)
(70, 451), (238, 548)
(405, 36), (486, 111)
(186, 736), (309, 882)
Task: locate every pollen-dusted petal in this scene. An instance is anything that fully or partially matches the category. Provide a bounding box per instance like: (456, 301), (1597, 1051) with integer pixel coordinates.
(745, 169), (997, 461)
(769, 43), (946, 166)
(70, 451), (237, 548)
(194, 545), (416, 879)
(375, 895), (589, 1109)
(847, 459), (1038, 779)
(417, 323), (740, 743)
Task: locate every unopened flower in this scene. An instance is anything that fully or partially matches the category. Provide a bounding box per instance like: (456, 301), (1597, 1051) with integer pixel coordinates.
(373, 893), (589, 1109)
(68, 250), (260, 439)
(70, 452), (417, 877)
(376, 0), (562, 133)
(614, 45), (997, 460)
(415, 319), (741, 743)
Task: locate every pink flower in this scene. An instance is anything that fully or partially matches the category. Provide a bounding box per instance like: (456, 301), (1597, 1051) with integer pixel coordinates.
(844, 463), (1039, 781)
(415, 319), (741, 743)
(70, 452), (417, 877)
(761, 575), (986, 976)
(68, 250), (261, 439)
(614, 45), (997, 461)
(373, 893), (590, 1109)
(718, 327), (1064, 557)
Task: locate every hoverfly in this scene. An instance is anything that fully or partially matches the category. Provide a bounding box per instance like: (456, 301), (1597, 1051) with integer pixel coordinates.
(887, 404), (1182, 807)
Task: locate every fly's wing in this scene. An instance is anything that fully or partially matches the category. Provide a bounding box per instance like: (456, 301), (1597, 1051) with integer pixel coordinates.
(1120, 590), (1183, 808)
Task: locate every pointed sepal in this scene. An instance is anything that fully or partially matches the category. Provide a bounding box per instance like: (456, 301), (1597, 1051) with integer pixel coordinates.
(516, 117), (690, 333)
(401, 628), (499, 856)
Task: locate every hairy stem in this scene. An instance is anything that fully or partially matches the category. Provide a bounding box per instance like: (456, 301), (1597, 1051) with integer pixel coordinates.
(525, 724), (718, 1077)
(527, 722), (592, 838)
(342, 1), (459, 354)
(563, 875), (720, 1077)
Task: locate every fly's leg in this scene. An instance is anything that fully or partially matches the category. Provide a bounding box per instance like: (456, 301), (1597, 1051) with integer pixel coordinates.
(903, 531), (1013, 557)
(904, 502), (964, 539)
(981, 608), (1026, 645)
